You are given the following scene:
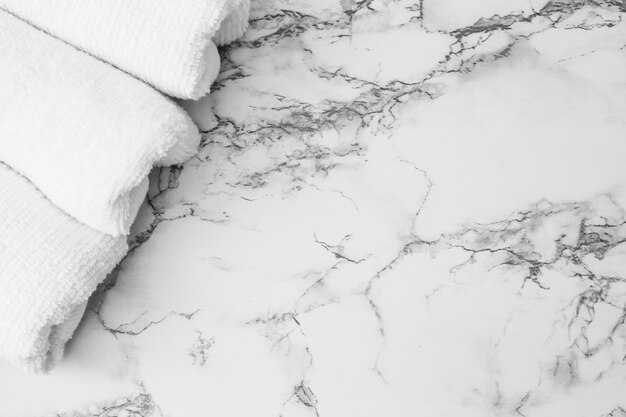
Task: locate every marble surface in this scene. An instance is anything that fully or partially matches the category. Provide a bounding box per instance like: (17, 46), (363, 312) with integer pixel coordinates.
(3, 0), (626, 415)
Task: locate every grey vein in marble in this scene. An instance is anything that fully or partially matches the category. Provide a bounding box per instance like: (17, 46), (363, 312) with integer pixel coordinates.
(3, 0), (626, 416)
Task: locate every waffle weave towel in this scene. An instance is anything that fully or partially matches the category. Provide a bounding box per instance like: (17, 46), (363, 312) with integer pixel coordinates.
(0, 10), (201, 236)
(0, 163), (128, 372)
(0, 0), (250, 99)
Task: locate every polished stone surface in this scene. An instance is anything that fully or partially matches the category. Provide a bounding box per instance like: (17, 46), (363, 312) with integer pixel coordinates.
(3, 0), (626, 416)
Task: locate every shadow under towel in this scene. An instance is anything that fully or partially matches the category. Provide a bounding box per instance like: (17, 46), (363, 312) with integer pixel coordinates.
(0, 163), (127, 373)
(0, 10), (201, 236)
(0, 0), (250, 99)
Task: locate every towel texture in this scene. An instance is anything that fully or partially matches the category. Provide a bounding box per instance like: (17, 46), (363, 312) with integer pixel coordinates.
(0, 10), (200, 236)
(0, 163), (128, 372)
(214, 0), (251, 46)
(0, 0), (250, 99)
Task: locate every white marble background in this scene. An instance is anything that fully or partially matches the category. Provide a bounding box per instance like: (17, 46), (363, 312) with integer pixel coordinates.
(2, 0), (626, 416)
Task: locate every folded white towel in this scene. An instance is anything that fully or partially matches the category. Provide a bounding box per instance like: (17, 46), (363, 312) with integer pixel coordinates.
(0, 10), (200, 236)
(0, 0), (250, 99)
(0, 163), (128, 372)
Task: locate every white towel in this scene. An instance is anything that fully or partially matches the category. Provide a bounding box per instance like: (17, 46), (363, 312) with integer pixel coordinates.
(0, 0), (250, 99)
(0, 162), (128, 372)
(214, 0), (251, 46)
(0, 10), (201, 236)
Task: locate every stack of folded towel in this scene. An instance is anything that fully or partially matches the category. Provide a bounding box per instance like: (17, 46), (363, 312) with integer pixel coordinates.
(0, 0), (249, 372)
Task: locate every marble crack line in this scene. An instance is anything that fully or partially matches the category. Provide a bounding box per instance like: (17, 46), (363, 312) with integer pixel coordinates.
(54, 383), (161, 417)
(279, 316), (320, 417)
(93, 309), (201, 337)
(515, 392), (531, 417)
(294, 260), (349, 308)
(344, 0), (376, 20)
(313, 233), (368, 264)
(246, 312), (320, 416)
(308, 183), (361, 213)
(361, 238), (437, 382)
(398, 157), (435, 219)
(356, 158), (437, 382)
(131, 199), (228, 253)
(446, 243), (552, 289)
(280, 381), (320, 417)
(217, 0), (624, 143)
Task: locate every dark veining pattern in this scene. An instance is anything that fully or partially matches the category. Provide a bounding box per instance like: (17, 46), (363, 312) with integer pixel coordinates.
(19, 0), (626, 416)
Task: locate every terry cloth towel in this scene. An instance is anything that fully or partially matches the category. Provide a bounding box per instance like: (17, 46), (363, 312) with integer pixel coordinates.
(0, 0), (250, 99)
(0, 162), (128, 372)
(0, 10), (201, 236)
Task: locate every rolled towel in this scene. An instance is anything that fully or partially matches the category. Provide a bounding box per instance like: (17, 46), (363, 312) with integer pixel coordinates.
(214, 0), (251, 46)
(0, 162), (128, 372)
(0, 10), (200, 236)
(0, 0), (250, 99)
